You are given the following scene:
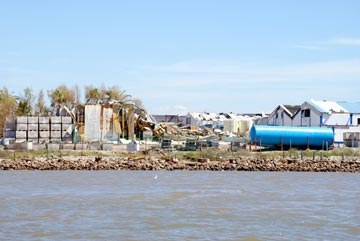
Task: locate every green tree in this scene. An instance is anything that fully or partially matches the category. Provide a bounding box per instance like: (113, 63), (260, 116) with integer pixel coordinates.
(16, 87), (35, 116)
(0, 87), (17, 138)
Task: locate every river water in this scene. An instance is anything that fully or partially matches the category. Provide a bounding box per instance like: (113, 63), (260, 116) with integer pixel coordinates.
(0, 171), (359, 240)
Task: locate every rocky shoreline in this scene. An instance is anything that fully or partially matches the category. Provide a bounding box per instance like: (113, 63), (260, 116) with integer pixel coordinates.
(0, 156), (359, 172)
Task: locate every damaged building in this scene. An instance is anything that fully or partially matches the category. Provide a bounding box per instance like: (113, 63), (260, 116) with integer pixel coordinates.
(2, 102), (158, 149)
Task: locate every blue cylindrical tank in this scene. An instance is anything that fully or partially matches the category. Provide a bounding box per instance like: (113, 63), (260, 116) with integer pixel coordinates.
(250, 125), (334, 147)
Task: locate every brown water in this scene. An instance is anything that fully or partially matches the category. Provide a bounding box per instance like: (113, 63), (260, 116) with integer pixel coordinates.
(0, 171), (359, 240)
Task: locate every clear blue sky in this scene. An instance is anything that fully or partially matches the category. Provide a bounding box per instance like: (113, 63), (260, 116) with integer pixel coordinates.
(1, 0), (360, 114)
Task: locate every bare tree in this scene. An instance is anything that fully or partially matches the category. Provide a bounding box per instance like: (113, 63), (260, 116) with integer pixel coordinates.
(73, 85), (81, 104)
(35, 89), (50, 116)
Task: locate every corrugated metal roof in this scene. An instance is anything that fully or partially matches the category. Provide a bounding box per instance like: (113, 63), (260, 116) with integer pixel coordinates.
(310, 99), (348, 113)
(337, 101), (360, 113)
(283, 105), (301, 116)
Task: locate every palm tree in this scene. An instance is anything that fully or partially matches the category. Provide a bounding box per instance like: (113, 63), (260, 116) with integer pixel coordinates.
(48, 85), (75, 114)
(85, 86), (101, 104)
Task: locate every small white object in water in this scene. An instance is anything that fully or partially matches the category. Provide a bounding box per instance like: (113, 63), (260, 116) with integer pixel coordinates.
(154, 175), (158, 179)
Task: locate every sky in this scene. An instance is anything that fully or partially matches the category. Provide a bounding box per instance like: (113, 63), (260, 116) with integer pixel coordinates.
(1, 0), (360, 115)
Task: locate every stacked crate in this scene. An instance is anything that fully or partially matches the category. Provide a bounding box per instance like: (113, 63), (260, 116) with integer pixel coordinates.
(16, 116), (28, 142)
(39, 117), (50, 143)
(61, 116), (73, 142)
(7, 115), (74, 144)
(3, 116), (16, 144)
(50, 116), (62, 142)
(27, 117), (39, 143)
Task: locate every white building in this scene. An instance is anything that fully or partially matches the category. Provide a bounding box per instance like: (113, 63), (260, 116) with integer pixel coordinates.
(183, 112), (204, 127)
(267, 105), (301, 126)
(337, 102), (360, 126)
(183, 112), (231, 129)
(290, 99), (360, 146)
(265, 100), (360, 146)
(298, 99), (350, 127)
(336, 102), (360, 147)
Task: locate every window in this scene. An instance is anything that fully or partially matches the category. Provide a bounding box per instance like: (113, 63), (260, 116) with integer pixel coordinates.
(358, 118), (360, 125)
(275, 113), (278, 119)
(302, 109), (310, 117)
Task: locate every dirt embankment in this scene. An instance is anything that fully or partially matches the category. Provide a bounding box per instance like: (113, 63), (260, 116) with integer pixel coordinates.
(0, 156), (359, 172)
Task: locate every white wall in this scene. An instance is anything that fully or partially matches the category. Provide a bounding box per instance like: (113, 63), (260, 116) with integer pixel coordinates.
(299, 110), (321, 127)
(283, 114), (293, 126)
(323, 113), (350, 126)
(333, 126), (360, 146)
(268, 107), (294, 126)
(351, 114), (360, 126)
(292, 112), (302, 127)
(183, 114), (201, 126)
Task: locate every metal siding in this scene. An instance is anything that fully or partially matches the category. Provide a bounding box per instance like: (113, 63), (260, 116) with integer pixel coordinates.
(101, 107), (117, 142)
(85, 105), (101, 142)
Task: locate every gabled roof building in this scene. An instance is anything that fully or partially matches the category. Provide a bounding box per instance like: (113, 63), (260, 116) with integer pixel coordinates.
(267, 104), (301, 126)
(299, 99), (350, 127)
